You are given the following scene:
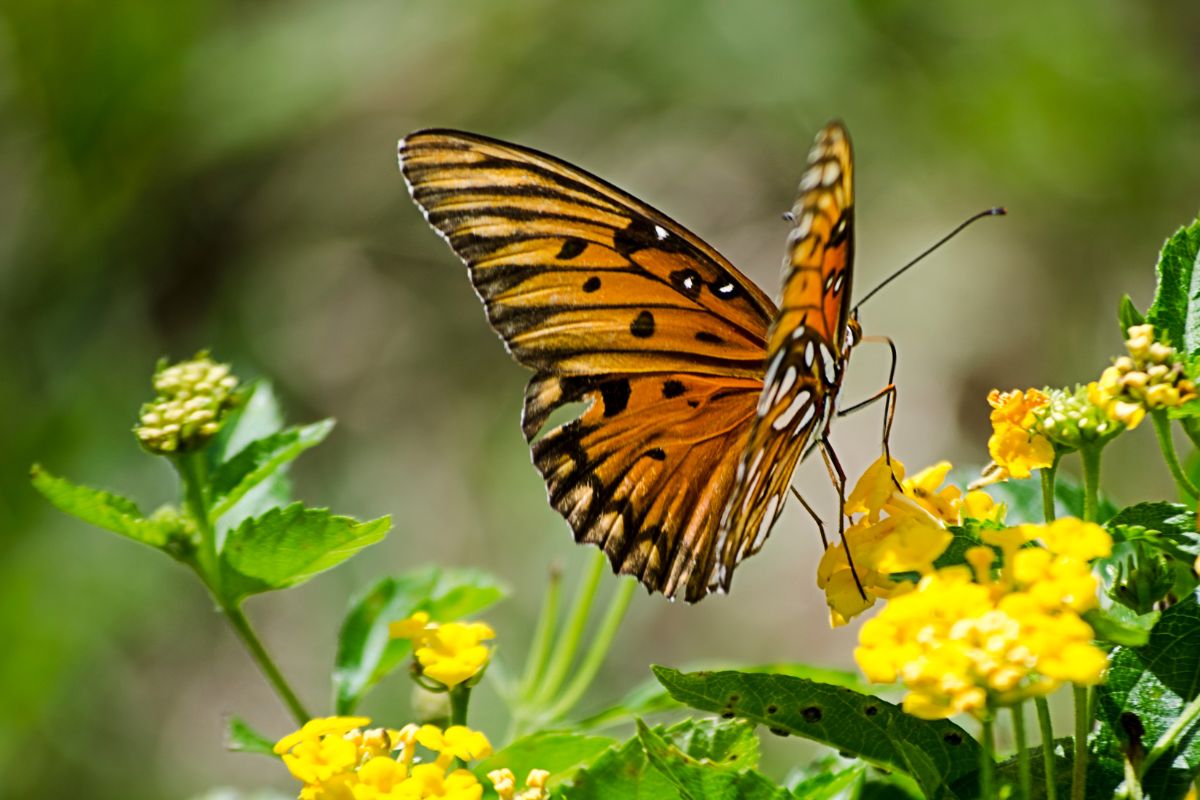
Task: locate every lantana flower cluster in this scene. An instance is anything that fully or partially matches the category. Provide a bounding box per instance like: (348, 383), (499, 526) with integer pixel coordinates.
(817, 456), (1002, 626)
(134, 353), (240, 454)
(390, 612), (495, 689)
(274, 716), (499, 800)
(854, 518), (1111, 720)
(1091, 323), (1198, 429)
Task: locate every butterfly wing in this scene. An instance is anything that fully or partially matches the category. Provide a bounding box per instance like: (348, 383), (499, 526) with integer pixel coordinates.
(399, 129), (777, 600)
(713, 122), (856, 591)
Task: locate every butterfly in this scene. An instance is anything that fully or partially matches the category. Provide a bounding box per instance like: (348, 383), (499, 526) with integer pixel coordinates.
(399, 122), (867, 602)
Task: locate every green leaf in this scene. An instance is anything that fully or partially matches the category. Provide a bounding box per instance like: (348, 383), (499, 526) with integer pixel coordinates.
(786, 759), (868, 799)
(1108, 502), (1195, 534)
(652, 667), (981, 800)
(209, 420), (334, 519)
(208, 379), (285, 466)
(1146, 215), (1200, 355)
(637, 719), (790, 800)
(474, 731), (615, 790)
(219, 503), (390, 601)
(575, 664), (869, 730)
(1084, 604), (1160, 647)
(30, 465), (180, 550)
(1119, 294), (1146, 337)
(333, 567), (508, 714)
(224, 715), (276, 756)
(565, 727), (682, 800)
(1095, 589), (1200, 798)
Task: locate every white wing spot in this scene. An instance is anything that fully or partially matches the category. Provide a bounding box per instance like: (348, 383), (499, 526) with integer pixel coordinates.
(777, 366), (797, 398)
(773, 390), (811, 430)
(821, 160), (841, 187)
(654, 224), (669, 240)
(791, 402), (817, 435)
(832, 272), (845, 293)
(804, 340), (815, 369)
(800, 168), (821, 191)
(716, 282), (735, 296)
(682, 274), (696, 290)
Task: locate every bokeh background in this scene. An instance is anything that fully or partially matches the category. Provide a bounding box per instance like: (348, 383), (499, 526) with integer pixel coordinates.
(3, 1), (1200, 797)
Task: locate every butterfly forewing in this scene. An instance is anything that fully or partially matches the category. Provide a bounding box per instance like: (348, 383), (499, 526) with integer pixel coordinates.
(712, 123), (856, 591)
(400, 130), (781, 600)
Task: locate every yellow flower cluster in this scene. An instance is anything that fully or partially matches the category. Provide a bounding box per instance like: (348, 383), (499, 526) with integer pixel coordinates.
(817, 457), (1003, 626)
(981, 388), (1055, 482)
(486, 767), (551, 800)
(855, 518), (1111, 720)
(1092, 323), (1197, 429)
(274, 716), (494, 800)
(390, 613), (495, 689)
(135, 353), (240, 454)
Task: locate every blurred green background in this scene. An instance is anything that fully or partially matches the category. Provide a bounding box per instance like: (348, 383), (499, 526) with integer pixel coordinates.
(3, 1), (1200, 796)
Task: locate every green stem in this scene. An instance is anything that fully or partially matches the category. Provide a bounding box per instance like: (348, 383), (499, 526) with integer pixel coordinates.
(223, 604), (311, 724)
(175, 452), (219, 591)
(1072, 685), (1090, 800)
(532, 550), (606, 706)
(1151, 410), (1200, 501)
(545, 576), (637, 721)
(1040, 458), (1059, 523)
(518, 564), (562, 702)
(1125, 755), (1144, 800)
(1140, 691), (1200, 777)
(1036, 696), (1059, 800)
(1013, 703), (1033, 800)
(448, 685), (472, 769)
(1079, 446), (1102, 523)
(980, 715), (997, 799)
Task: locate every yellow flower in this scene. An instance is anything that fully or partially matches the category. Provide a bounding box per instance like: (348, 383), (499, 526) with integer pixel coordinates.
(855, 517), (1111, 719)
(351, 757), (412, 800)
(903, 461), (961, 523)
(391, 615), (495, 689)
(961, 490), (1005, 523)
(276, 717), (372, 756)
(845, 456), (905, 522)
(416, 725), (493, 768)
(488, 768), (551, 800)
(984, 388), (1056, 481)
(1091, 324), (1198, 430)
(405, 764), (483, 800)
(275, 716), (372, 785)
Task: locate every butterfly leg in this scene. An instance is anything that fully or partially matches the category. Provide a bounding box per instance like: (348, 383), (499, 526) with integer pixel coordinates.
(838, 335), (901, 489)
(819, 439), (867, 599)
(789, 486), (828, 549)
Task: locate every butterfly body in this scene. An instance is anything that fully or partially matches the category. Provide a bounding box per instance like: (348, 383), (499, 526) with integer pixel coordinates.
(399, 123), (857, 602)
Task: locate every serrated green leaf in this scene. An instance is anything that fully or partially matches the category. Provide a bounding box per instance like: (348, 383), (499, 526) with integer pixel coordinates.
(474, 732), (615, 791)
(637, 720), (790, 800)
(219, 503), (390, 601)
(1095, 589), (1200, 798)
(786, 759), (867, 799)
(224, 715), (276, 756)
(210, 420), (334, 519)
(652, 667), (981, 800)
(565, 727), (681, 800)
(575, 664), (869, 731)
(1119, 294), (1146, 337)
(208, 380), (285, 466)
(31, 465), (179, 550)
(333, 567), (508, 714)
(1146, 216), (1200, 355)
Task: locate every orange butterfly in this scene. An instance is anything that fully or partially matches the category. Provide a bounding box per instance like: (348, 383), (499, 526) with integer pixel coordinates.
(399, 122), (872, 602)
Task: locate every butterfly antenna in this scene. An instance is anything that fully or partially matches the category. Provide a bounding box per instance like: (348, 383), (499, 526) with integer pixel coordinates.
(852, 207), (1006, 314)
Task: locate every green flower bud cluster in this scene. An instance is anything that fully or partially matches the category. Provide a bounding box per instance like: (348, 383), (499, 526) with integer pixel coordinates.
(135, 354), (239, 454)
(1033, 384), (1120, 450)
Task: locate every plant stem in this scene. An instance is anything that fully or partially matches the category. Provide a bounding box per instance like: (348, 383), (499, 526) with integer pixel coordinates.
(1072, 685), (1089, 800)
(1036, 696), (1059, 800)
(531, 550), (605, 706)
(175, 452), (220, 592)
(1013, 703), (1033, 800)
(223, 604), (311, 724)
(1140, 691), (1200, 777)
(1040, 459), (1059, 523)
(1125, 755), (1144, 800)
(980, 715), (997, 799)
(449, 684), (471, 727)
(1151, 410), (1200, 501)
(1079, 446), (1102, 523)
(545, 576), (637, 721)
(518, 564), (562, 702)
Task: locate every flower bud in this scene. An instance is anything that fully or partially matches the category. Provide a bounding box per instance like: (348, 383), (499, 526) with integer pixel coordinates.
(135, 353), (240, 455)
